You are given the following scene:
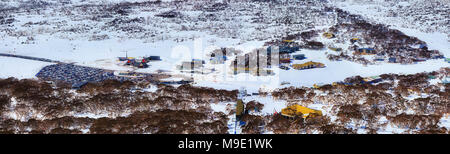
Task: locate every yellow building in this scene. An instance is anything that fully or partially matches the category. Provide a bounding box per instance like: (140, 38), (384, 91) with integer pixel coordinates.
(313, 84), (321, 89)
(323, 32), (335, 39)
(332, 82), (338, 86)
(350, 38), (359, 44)
(353, 51), (376, 55)
(292, 61), (325, 70)
(281, 104), (323, 118)
(328, 46), (342, 52)
(283, 39), (294, 43)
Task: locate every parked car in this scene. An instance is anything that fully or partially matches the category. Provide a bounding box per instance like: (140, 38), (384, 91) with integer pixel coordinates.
(279, 65), (290, 70)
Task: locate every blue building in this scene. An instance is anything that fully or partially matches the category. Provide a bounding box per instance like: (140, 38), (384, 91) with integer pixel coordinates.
(146, 56), (161, 61)
(192, 59), (205, 64)
(419, 44), (427, 49)
(267, 46), (300, 54)
(388, 57), (397, 63)
(210, 56), (227, 64)
(118, 57), (128, 61)
(374, 55), (385, 61)
(357, 48), (376, 54)
(293, 54), (306, 60)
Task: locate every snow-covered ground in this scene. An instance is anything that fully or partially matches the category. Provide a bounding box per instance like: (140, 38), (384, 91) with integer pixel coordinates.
(1, 0), (448, 93)
(332, 0), (450, 55)
(0, 0), (448, 134)
(1, 32), (448, 93)
(331, 0), (449, 40)
(0, 56), (53, 79)
(192, 47), (449, 93)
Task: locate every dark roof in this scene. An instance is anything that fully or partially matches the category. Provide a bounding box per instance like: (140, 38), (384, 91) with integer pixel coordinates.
(359, 48), (375, 50)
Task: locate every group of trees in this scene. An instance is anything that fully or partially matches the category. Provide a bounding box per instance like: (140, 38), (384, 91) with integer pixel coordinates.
(272, 87), (307, 100)
(0, 77), (237, 134)
(327, 9), (444, 64)
(265, 68), (449, 134)
(1, 109), (228, 134)
(263, 112), (356, 134)
(388, 113), (442, 130)
(1, 0), (346, 46)
(1, 67), (448, 134)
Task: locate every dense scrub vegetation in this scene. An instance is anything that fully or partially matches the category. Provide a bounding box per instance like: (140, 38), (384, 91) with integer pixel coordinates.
(0, 68), (448, 134)
(263, 68), (449, 134)
(0, 78), (236, 134)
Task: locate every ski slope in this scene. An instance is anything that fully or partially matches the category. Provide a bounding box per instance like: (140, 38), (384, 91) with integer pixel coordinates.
(0, 56), (53, 79)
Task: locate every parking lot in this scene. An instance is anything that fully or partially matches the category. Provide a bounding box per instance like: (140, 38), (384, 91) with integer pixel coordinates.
(35, 64), (154, 87)
(1, 53), (191, 87)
